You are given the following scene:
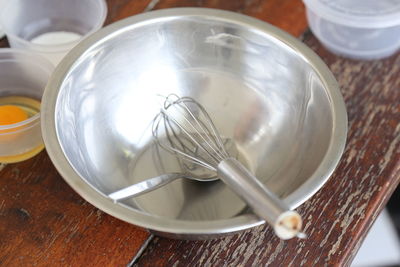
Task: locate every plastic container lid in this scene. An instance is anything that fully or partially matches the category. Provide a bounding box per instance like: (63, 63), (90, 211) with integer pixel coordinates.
(303, 0), (400, 28)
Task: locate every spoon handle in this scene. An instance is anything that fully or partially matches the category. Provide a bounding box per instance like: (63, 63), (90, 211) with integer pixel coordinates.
(108, 173), (183, 202)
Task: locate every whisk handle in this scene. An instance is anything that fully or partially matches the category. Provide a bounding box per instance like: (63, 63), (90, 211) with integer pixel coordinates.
(217, 158), (303, 239)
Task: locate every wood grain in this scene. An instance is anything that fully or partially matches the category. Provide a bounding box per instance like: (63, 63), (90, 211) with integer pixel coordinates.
(0, 1), (153, 266)
(0, 152), (150, 267)
(105, 0), (153, 23)
(151, 0), (307, 37)
(134, 32), (400, 266)
(1, 0), (399, 266)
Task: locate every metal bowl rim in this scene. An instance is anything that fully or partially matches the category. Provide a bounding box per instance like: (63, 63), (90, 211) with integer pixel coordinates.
(41, 7), (348, 236)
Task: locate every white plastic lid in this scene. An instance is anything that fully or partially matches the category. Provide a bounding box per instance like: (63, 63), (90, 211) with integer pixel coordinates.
(303, 0), (400, 28)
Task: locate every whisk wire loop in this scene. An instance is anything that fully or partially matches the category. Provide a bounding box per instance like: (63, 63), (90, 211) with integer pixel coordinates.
(153, 94), (230, 171)
(163, 111), (219, 170)
(169, 98), (227, 161)
(152, 111), (217, 171)
(150, 94), (304, 240)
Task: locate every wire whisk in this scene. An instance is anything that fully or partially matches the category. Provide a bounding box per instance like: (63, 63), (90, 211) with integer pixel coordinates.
(152, 94), (305, 239)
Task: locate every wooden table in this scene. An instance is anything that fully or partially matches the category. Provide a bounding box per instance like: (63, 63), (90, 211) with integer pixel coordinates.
(1, 0), (399, 266)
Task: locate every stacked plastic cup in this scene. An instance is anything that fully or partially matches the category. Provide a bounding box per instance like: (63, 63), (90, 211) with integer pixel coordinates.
(0, 0), (107, 163)
(0, 49), (54, 163)
(0, 0), (107, 65)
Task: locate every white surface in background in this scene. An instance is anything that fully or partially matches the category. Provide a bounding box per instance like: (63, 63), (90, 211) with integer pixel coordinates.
(352, 209), (400, 267)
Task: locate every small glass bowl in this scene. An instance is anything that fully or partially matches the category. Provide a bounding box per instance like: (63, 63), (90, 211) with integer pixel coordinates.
(0, 49), (54, 163)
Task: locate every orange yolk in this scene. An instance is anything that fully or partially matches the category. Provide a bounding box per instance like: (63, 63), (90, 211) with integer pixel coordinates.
(0, 105), (28, 126)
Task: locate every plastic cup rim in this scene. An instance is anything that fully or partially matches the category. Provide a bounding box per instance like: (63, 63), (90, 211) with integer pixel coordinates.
(0, 0), (108, 52)
(303, 0), (400, 28)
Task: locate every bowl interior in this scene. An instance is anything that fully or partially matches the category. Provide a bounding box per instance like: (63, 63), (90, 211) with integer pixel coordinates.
(55, 15), (334, 222)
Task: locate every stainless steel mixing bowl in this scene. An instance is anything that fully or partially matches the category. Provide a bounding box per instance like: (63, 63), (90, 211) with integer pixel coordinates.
(41, 8), (347, 239)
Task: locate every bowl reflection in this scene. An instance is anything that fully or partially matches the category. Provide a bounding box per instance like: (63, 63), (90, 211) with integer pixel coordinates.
(42, 8), (347, 239)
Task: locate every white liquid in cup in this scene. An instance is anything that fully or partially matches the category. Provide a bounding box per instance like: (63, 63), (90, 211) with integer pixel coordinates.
(31, 31), (82, 45)
(28, 31), (83, 64)
(0, 0), (107, 65)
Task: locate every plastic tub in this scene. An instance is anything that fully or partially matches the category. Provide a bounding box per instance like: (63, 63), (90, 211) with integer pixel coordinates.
(303, 0), (400, 60)
(0, 0), (107, 65)
(0, 49), (54, 163)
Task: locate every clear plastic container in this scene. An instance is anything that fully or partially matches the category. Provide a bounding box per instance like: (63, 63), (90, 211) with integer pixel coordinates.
(0, 0), (107, 65)
(303, 0), (400, 60)
(0, 49), (54, 163)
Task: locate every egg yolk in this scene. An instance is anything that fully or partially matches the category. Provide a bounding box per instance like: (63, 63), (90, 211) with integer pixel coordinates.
(0, 105), (28, 125)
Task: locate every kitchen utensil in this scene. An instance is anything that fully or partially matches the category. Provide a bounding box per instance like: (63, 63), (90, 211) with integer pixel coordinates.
(109, 173), (204, 201)
(41, 8), (347, 239)
(109, 137), (238, 201)
(151, 94), (304, 239)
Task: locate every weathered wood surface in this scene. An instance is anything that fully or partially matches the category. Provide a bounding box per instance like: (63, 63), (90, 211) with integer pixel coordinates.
(148, 0), (307, 37)
(2, 0), (400, 266)
(1, 1), (308, 266)
(0, 1), (153, 266)
(0, 152), (150, 267)
(134, 32), (400, 267)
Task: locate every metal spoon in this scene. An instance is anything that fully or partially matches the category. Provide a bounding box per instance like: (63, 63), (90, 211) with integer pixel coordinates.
(108, 138), (237, 202)
(108, 172), (211, 202)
